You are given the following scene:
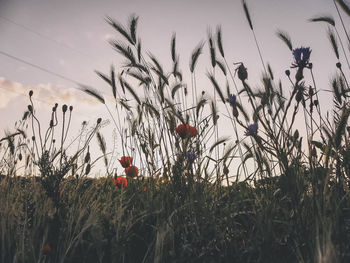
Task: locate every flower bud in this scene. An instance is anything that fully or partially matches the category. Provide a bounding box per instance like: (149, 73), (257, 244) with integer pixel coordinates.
(29, 90), (33, 97)
(285, 70), (290, 76)
(237, 64), (248, 81)
(62, 104), (68, 113)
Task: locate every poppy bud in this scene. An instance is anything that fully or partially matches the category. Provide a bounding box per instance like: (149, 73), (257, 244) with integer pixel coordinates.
(293, 129), (299, 140)
(223, 165), (229, 175)
(18, 153), (22, 161)
(314, 100), (319, 107)
(42, 244), (51, 255)
(237, 64), (248, 82)
(84, 152), (90, 163)
(27, 105), (33, 112)
(62, 104), (68, 113)
(336, 62), (342, 69)
(308, 87), (313, 97)
(32, 136), (35, 141)
(97, 118), (102, 124)
(85, 163), (91, 175)
(285, 70), (290, 76)
(29, 90), (33, 97)
(69, 106), (73, 111)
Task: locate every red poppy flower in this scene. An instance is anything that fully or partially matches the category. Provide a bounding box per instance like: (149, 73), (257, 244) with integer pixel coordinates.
(175, 124), (187, 139)
(119, 156), (133, 168)
(175, 124), (198, 139)
(187, 125), (198, 137)
(42, 244), (51, 255)
(114, 177), (128, 188)
(125, 166), (139, 177)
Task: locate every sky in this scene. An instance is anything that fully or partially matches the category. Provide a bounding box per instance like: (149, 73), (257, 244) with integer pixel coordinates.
(0, 0), (349, 176)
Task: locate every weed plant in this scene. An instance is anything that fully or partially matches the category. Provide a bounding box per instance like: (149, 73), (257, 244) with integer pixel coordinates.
(1, 0), (350, 262)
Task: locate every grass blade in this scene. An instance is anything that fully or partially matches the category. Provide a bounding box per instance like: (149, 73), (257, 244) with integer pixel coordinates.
(276, 30), (293, 51)
(242, 0), (253, 30)
(190, 41), (204, 73)
(80, 85), (105, 104)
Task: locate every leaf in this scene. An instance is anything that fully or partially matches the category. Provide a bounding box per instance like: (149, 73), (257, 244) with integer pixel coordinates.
(110, 40), (136, 64)
(120, 78), (141, 105)
(211, 101), (218, 126)
(208, 73), (226, 104)
(208, 35), (216, 68)
(80, 85), (105, 104)
(334, 107), (350, 148)
(216, 59), (227, 76)
(129, 14), (138, 44)
(328, 28), (339, 59)
(110, 66), (117, 99)
(336, 0), (350, 17)
(216, 25), (225, 57)
(190, 41), (204, 73)
(276, 30), (293, 51)
(95, 70), (111, 86)
(106, 16), (134, 45)
(209, 137), (229, 153)
(171, 83), (183, 99)
(196, 98), (207, 117)
(171, 33), (176, 62)
(309, 15), (335, 26)
(242, 0), (253, 30)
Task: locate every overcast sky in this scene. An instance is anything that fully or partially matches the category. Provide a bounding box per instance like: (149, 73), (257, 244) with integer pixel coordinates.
(0, 0), (349, 175)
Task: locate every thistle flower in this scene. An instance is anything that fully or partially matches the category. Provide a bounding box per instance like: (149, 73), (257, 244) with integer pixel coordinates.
(114, 177), (128, 188)
(186, 152), (197, 163)
(292, 47), (311, 67)
(119, 156), (133, 168)
(245, 123), (258, 136)
(125, 165), (139, 177)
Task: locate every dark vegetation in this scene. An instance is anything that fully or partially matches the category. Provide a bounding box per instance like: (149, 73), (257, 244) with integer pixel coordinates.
(1, 0), (350, 262)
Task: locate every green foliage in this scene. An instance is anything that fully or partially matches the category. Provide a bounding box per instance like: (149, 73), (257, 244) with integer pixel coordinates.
(2, 2), (350, 262)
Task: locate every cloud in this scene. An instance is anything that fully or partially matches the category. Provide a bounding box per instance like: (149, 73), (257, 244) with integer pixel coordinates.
(0, 77), (103, 109)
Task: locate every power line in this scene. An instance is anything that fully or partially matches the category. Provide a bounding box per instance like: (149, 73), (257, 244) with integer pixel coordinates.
(0, 15), (97, 61)
(0, 49), (141, 103)
(0, 50), (79, 84)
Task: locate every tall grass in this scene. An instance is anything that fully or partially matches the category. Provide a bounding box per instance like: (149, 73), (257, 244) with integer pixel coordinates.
(1, 1), (350, 262)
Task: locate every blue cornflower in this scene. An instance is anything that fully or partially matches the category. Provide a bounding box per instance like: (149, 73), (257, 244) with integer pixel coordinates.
(228, 94), (237, 107)
(292, 47), (311, 68)
(245, 123), (258, 136)
(186, 152), (197, 163)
